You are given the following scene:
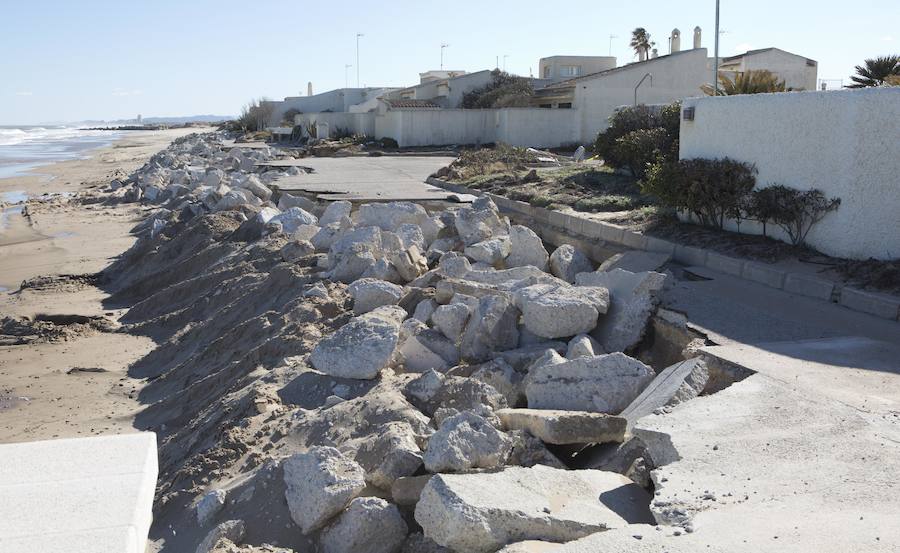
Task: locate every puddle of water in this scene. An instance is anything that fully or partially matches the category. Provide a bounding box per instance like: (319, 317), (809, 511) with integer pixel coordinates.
(0, 190), (29, 203)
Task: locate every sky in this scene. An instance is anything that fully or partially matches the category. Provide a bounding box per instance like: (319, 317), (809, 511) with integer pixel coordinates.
(0, 0), (897, 124)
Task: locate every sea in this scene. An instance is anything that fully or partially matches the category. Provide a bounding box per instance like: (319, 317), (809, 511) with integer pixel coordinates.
(0, 125), (122, 182)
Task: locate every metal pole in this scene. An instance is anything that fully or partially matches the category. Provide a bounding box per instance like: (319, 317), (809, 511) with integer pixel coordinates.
(714, 0), (720, 95)
(356, 33), (363, 88)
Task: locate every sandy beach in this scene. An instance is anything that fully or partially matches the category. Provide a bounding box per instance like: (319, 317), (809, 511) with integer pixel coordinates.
(0, 127), (207, 443)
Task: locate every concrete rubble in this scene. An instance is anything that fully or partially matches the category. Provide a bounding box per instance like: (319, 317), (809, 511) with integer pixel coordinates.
(97, 132), (795, 553)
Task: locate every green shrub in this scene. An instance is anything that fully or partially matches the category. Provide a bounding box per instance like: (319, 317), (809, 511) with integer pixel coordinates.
(744, 185), (841, 245)
(461, 70), (534, 109)
(593, 102), (681, 175)
(642, 158), (757, 229)
(612, 127), (671, 180)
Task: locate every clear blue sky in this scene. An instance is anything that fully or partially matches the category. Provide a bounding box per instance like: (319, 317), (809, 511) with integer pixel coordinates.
(1, 0), (896, 124)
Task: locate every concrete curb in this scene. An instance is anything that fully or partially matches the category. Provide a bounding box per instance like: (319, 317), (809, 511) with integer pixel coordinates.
(427, 177), (900, 323)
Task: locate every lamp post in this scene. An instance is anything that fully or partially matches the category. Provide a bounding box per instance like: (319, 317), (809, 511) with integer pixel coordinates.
(356, 33), (364, 88)
(714, 0), (720, 95)
(608, 35), (618, 56)
(345, 64), (352, 89)
(441, 43), (449, 70)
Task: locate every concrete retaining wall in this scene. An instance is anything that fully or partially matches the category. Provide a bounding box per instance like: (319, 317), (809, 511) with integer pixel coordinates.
(680, 88), (900, 260)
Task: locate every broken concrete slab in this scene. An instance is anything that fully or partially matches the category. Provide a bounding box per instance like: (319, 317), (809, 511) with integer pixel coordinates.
(282, 446), (366, 534)
(195, 520), (245, 553)
(464, 237), (511, 266)
(415, 465), (653, 553)
(423, 411), (513, 473)
(566, 334), (602, 359)
(319, 200), (352, 226)
(319, 497), (408, 553)
(619, 358), (708, 429)
(310, 305), (406, 379)
(454, 197), (508, 245)
(498, 525), (728, 552)
(496, 408), (626, 445)
(392, 474), (433, 507)
(525, 353), (655, 414)
(575, 269), (666, 353)
(459, 294), (520, 362)
(431, 302), (470, 342)
(196, 489), (227, 526)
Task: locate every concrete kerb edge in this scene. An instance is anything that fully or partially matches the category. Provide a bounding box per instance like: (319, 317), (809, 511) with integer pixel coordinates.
(426, 177), (900, 322)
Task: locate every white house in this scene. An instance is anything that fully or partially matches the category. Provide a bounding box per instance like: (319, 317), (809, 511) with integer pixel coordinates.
(265, 87), (397, 126)
(718, 48), (818, 91)
(538, 56), (617, 83)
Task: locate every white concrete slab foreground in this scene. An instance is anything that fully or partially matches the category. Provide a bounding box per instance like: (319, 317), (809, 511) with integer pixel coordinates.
(0, 432), (158, 553)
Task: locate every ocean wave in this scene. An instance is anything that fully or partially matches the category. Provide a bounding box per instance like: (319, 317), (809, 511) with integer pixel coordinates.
(0, 126), (100, 146)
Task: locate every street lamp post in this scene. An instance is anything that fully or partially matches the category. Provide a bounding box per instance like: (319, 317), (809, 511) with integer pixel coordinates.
(356, 33), (364, 88)
(714, 0), (720, 95)
(441, 43), (449, 70)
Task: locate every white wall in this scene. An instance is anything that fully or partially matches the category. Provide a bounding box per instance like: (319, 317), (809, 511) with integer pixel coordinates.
(296, 112), (376, 138)
(268, 88), (392, 125)
(722, 49), (817, 91)
(574, 48), (711, 143)
(680, 88), (900, 260)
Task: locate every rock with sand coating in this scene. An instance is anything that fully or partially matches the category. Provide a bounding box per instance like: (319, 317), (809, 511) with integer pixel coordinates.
(282, 446), (366, 533)
(566, 333), (602, 358)
(431, 303), (470, 342)
(348, 278), (404, 315)
(196, 489), (227, 526)
(310, 306), (406, 379)
(358, 201), (429, 230)
(319, 497), (408, 553)
(414, 465), (653, 553)
(195, 520), (245, 553)
(354, 421), (424, 489)
(271, 207), (318, 233)
(464, 237), (511, 266)
(320, 200), (352, 226)
(549, 244), (592, 283)
(454, 197), (508, 245)
(423, 411), (513, 473)
(525, 352), (655, 414)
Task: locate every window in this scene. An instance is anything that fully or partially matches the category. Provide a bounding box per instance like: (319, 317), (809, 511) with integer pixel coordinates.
(543, 66), (551, 78)
(558, 102), (573, 109)
(559, 65), (582, 77)
(539, 104), (552, 109)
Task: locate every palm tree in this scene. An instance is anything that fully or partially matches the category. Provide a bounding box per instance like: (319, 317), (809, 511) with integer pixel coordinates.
(848, 55), (900, 88)
(702, 70), (787, 95)
(630, 28), (654, 60)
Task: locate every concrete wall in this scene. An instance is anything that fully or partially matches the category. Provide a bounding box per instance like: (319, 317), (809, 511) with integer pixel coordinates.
(296, 112), (376, 138)
(383, 70), (495, 108)
(574, 48), (711, 143)
(680, 88), (900, 260)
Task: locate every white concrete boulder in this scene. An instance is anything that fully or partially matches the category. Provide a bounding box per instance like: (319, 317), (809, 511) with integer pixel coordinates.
(354, 421), (425, 489)
(496, 408), (626, 445)
(309, 305), (406, 379)
(506, 225), (549, 271)
(271, 207), (318, 234)
(566, 334), (602, 359)
(196, 489), (226, 526)
(431, 302), (470, 342)
(459, 294), (520, 362)
(549, 244), (593, 283)
(347, 278), (404, 315)
(575, 269), (666, 353)
(281, 239), (315, 262)
(619, 358), (709, 428)
(526, 352), (655, 414)
(423, 411), (513, 473)
(319, 200), (352, 226)
(516, 284), (609, 339)
(464, 237), (511, 266)
(358, 201), (430, 230)
(278, 192), (318, 212)
(282, 446), (367, 534)
(415, 465), (653, 553)
(319, 497), (408, 553)
(454, 197), (508, 245)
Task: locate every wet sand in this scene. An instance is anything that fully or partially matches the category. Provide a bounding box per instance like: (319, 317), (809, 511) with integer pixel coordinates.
(0, 127), (208, 443)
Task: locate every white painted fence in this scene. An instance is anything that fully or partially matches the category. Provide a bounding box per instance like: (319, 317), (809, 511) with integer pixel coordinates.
(680, 88), (900, 260)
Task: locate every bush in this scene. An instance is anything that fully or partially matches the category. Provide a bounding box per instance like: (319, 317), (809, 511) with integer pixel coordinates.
(236, 98), (275, 133)
(573, 195), (642, 212)
(642, 158), (757, 229)
(744, 185), (841, 245)
(461, 70), (534, 109)
(612, 127), (671, 180)
(593, 102), (680, 175)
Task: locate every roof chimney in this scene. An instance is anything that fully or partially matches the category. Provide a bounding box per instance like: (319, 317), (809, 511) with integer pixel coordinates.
(671, 28), (681, 53)
(308, 82), (313, 96)
(694, 26), (702, 49)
